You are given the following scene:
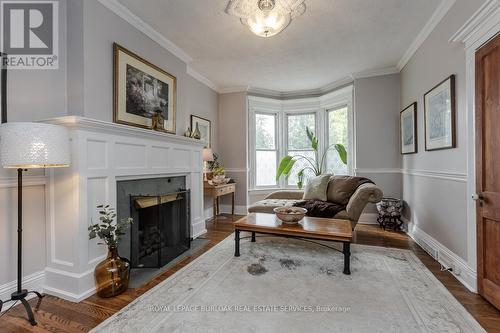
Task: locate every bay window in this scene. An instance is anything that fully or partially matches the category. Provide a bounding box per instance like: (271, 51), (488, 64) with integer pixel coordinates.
(249, 86), (353, 190)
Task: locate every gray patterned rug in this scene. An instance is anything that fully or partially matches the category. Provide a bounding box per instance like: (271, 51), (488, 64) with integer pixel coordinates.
(91, 234), (484, 332)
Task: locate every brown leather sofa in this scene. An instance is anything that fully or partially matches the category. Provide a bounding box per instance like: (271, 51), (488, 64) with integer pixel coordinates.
(248, 177), (383, 229)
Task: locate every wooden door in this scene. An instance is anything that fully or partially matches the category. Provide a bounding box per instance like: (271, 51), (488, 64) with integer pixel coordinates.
(476, 33), (500, 310)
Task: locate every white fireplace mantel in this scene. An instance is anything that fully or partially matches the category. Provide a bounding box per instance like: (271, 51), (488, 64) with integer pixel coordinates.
(41, 116), (206, 302)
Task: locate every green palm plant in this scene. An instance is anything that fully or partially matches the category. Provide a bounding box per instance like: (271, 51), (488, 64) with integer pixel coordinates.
(276, 127), (347, 189)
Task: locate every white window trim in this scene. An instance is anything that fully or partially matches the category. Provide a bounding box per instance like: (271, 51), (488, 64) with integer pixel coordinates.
(248, 85), (354, 190)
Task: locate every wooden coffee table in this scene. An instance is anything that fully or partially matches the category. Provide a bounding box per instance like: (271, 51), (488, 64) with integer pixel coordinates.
(233, 213), (353, 274)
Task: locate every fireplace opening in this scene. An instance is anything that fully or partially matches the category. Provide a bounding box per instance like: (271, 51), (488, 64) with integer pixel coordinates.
(129, 190), (190, 269)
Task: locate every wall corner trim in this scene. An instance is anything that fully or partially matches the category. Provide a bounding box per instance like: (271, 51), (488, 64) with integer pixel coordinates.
(186, 66), (220, 93)
(397, 0), (456, 70)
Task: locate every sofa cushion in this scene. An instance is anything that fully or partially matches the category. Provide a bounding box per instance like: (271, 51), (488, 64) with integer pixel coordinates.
(303, 175), (330, 201)
(327, 176), (373, 206)
(248, 199), (302, 214)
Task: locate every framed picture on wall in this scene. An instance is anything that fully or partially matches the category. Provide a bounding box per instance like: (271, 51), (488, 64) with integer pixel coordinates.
(424, 75), (456, 151)
(1, 52), (6, 124)
(113, 43), (177, 133)
(190, 115), (211, 147)
(400, 102), (417, 154)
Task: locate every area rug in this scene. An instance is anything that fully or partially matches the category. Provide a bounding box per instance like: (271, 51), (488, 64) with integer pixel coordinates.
(91, 234), (485, 333)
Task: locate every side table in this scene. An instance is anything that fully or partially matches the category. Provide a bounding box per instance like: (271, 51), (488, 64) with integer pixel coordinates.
(203, 182), (236, 220)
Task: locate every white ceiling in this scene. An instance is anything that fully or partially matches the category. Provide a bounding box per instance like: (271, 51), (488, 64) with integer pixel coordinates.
(116, 0), (441, 92)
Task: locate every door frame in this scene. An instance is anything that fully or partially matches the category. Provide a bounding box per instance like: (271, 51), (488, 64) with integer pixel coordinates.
(450, 0), (500, 293)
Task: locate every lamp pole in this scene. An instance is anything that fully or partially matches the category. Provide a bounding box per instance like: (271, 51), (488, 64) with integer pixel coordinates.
(0, 168), (44, 325)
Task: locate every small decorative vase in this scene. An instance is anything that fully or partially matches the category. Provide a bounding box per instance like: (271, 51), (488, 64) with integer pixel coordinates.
(94, 247), (130, 298)
(192, 123), (201, 139)
(184, 127), (192, 137)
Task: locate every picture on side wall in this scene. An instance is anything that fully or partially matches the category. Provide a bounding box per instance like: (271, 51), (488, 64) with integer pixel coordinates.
(113, 43), (176, 133)
(400, 102), (417, 154)
(424, 75), (456, 151)
(190, 115), (211, 147)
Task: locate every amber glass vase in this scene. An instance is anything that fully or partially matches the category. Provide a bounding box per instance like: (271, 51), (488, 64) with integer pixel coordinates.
(94, 247), (130, 298)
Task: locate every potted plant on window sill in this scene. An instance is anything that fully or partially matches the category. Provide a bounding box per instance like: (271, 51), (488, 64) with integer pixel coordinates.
(276, 127), (347, 188)
(88, 205), (133, 298)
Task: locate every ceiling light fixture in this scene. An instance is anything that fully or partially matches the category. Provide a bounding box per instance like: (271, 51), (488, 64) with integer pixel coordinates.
(226, 0), (306, 38)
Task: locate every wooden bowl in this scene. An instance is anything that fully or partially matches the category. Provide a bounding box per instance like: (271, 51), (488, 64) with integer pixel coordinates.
(273, 207), (307, 224)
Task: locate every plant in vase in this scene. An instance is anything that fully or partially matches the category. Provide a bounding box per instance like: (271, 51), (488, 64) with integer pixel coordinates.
(211, 167), (226, 184)
(205, 152), (221, 181)
(88, 205), (133, 298)
(276, 127), (347, 189)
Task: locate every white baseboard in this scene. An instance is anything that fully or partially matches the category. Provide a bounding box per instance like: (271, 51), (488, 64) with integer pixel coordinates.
(405, 219), (477, 293)
(191, 217), (207, 239)
(43, 285), (95, 303)
(0, 271), (45, 312)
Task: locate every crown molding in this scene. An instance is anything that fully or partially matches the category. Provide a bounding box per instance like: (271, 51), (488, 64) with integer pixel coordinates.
(219, 86), (250, 94)
(97, 0), (192, 63)
(245, 76), (354, 100)
(186, 66), (220, 92)
(351, 67), (400, 79)
(397, 0), (456, 71)
(449, 0), (500, 48)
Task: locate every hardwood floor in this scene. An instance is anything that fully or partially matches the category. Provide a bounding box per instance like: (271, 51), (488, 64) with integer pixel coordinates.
(2, 216), (499, 332)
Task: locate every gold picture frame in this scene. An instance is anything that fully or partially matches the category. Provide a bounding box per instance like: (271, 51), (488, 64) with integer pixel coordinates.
(113, 43), (176, 133)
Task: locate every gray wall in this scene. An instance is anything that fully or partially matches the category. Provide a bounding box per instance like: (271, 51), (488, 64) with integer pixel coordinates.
(400, 0), (486, 262)
(218, 92), (248, 208)
(354, 74), (402, 213)
(6, 0), (68, 121)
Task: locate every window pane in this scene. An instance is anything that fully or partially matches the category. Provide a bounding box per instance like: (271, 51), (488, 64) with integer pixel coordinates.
(327, 107), (349, 175)
(256, 150), (277, 186)
(287, 114), (315, 150)
(255, 113), (276, 150)
(287, 150), (316, 186)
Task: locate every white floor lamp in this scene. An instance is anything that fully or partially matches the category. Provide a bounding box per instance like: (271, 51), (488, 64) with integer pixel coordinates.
(0, 122), (70, 326)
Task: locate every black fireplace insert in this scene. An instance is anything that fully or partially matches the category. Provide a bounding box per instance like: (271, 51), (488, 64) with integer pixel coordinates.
(129, 190), (190, 269)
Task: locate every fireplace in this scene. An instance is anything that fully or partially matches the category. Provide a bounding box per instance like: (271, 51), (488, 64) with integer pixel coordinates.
(130, 190), (190, 268)
(116, 176), (191, 268)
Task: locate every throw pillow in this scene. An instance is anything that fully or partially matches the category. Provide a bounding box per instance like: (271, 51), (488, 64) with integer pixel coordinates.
(326, 176), (374, 205)
(302, 175), (331, 201)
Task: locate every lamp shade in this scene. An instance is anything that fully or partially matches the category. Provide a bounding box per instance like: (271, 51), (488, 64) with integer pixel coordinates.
(0, 122), (70, 169)
(202, 148), (214, 162)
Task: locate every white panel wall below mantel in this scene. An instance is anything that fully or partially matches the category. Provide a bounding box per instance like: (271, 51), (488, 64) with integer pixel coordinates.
(41, 116), (206, 302)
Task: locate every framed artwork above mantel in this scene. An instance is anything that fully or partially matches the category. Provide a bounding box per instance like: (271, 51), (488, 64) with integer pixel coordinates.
(113, 43), (177, 134)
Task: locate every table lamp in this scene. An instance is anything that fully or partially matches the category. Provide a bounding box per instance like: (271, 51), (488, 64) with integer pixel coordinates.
(0, 122), (70, 326)
(202, 147), (214, 181)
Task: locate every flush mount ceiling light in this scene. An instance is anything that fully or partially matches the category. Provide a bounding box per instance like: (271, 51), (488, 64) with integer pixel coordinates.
(226, 0), (306, 38)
